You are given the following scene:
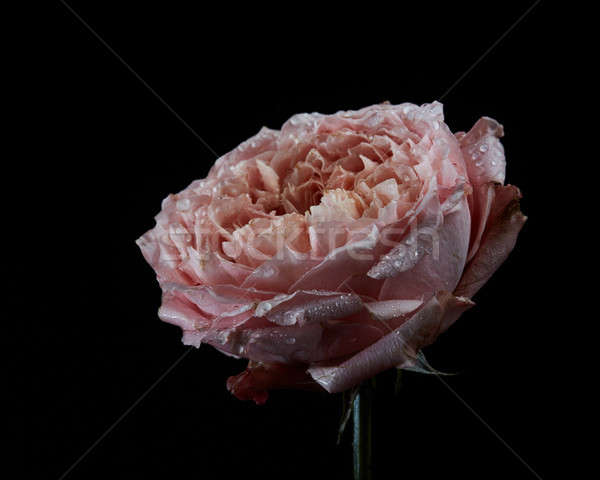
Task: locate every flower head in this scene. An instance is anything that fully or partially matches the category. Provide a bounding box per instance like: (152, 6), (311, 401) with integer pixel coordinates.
(137, 101), (526, 403)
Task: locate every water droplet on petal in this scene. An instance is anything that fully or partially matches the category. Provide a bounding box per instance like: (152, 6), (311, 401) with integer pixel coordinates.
(479, 143), (489, 153)
(262, 265), (276, 277)
(283, 310), (300, 325)
(176, 198), (191, 211)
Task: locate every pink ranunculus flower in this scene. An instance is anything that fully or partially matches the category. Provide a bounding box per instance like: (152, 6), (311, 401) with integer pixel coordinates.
(137, 101), (526, 403)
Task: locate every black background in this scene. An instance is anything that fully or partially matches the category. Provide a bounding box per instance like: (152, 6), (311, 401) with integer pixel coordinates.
(23, 1), (577, 479)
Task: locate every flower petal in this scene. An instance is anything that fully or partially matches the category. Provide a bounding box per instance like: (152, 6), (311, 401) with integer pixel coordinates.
(457, 116), (506, 186)
(227, 362), (322, 404)
(377, 194), (471, 300)
(307, 292), (474, 393)
(454, 185), (526, 298)
(255, 290), (363, 326)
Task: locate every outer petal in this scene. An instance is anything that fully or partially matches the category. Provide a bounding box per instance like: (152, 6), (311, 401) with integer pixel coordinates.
(255, 290), (363, 326)
(177, 288), (389, 364)
(465, 183), (495, 262)
(158, 288), (210, 331)
(227, 362), (322, 405)
(198, 309), (387, 365)
(307, 292), (474, 393)
(457, 116), (506, 186)
(454, 185), (527, 298)
(457, 116), (507, 261)
(167, 283), (276, 316)
(376, 193), (471, 301)
(136, 227), (194, 286)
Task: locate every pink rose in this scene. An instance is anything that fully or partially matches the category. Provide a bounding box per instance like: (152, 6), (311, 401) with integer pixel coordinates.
(137, 101), (526, 403)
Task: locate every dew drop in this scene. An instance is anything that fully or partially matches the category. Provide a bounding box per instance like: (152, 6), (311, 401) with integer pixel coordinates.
(235, 344), (246, 355)
(262, 265), (276, 277)
(479, 143), (489, 153)
(283, 311), (300, 325)
(176, 198), (191, 211)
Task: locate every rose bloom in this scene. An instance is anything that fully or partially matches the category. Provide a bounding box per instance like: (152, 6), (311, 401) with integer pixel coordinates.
(137, 101), (525, 404)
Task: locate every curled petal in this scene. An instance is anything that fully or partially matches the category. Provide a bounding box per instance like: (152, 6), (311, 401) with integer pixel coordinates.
(255, 290), (363, 326)
(364, 299), (423, 322)
(307, 292), (474, 393)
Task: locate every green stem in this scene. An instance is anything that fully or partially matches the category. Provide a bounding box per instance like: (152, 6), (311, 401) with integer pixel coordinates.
(353, 382), (373, 480)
